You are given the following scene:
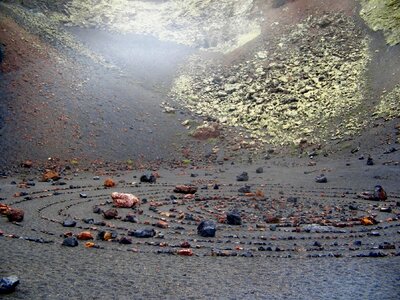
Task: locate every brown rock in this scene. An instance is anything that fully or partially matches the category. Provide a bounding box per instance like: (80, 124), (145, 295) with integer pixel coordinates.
(190, 122), (220, 140)
(77, 231), (93, 240)
(173, 185), (198, 194)
(155, 220), (169, 229)
(7, 208), (24, 222)
(42, 170), (60, 182)
(103, 208), (118, 219)
(0, 204), (11, 215)
(104, 178), (116, 188)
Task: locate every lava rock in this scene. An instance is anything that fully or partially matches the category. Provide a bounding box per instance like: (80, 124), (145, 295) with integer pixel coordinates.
(236, 172), (249, 182)
(0, 276), (20, 294)
(173, 185), (198, 194)
(241, 251), (254, 257)
(238, 185), (251, 193)
(256, 167), (264, 174)
(62, 219), (76, 227)
(197, 220), (216, 237)
(140, 173), (156, 183)
(129, 228), (156, 238)
(97, 231), (117, 241)
(368, 251), (387, 257)
(76, 231), (93, 240)
(7, 208), (24, 222)
(103, 208), (118, 219)
(93, 206), (102, 214)
(62, 237), (78, 247)
(315, 174), (327, 183)
(226, 210), (242, 225)
(104, 178), (116, 188)
(378, 242), (395, 250)
(123, 214), (138, 223)
(119, 236), (132, 244)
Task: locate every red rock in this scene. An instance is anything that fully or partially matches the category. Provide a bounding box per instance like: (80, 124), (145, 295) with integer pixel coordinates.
(173, 185), (198, 194)
(103, 208), (118, 219)
(77, 231), (93, 240)
(104, 178), (116, 188)
(177, 249), (193, 256)
(190, 123), (220, 140)
(0, 204), (10, 215)
(155, 220), (169, 229)
(7, 208), (24, 222)
(111, 192), (140, 208)
(42, 170), (60, 182)
(180, 241), (191, 248)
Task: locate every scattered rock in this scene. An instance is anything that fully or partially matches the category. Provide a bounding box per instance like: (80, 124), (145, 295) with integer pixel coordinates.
(119, 236), (132, 244)
(180, 241), (191, 248)
(190, 122), (220, 140)
(197, 220), (216, 237)
(62, 219), (76, 227)
(111, 192), (140, 208)
(360, 216), (377, 226)
(238, 185), (251, 193)
(79, 193), (88, 198)
(155, 220), (169, 229)
(129, 228), (156, 238)
(236, 172), (249, 182)
(103, 208), (118, 219)
(226, 210), (242, 225)
(177, 249), (193, 256)
(315, 174), (327, 183)
(97, 231), (116, 241)
(140, 173), (157, 183)
(104, 178), (116, 188)
(77, 231), (93, 240)
(123, 214), (138, 223)
(62, 237), (78, 247)
(173, 185), (198, 194)
(366, 156), (374, 166)
(256, 167), (263, 174)
(6, 208), (24, 222)
(379, 242), (395, 250)
(0, 276), (20, 294)
(42, 170), (60, 182)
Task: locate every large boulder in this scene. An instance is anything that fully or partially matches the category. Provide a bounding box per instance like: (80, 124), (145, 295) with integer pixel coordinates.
(197, 220), (216, 237)
(111, 192), (140, 208)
